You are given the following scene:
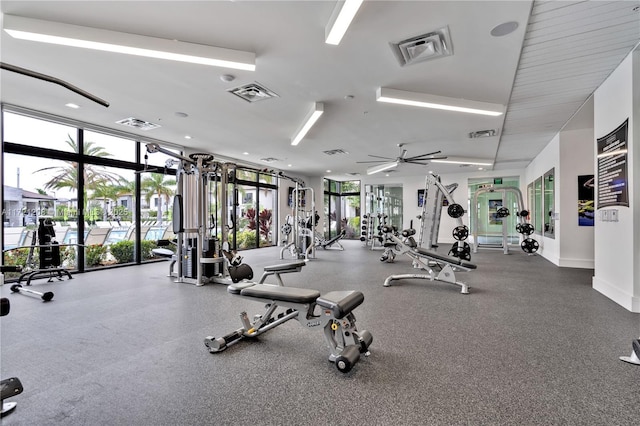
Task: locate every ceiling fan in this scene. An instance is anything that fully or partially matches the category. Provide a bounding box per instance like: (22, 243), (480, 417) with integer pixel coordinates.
(357, 143), (448, 175)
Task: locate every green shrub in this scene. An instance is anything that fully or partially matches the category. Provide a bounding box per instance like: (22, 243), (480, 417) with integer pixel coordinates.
(2, 248), (30, 279)
(85, 244), (107, 267)
(62, 246), (77, 269)
(141, 240), (158, 260)
(236, 229), (257, 249)
(110, 240), (134, 264)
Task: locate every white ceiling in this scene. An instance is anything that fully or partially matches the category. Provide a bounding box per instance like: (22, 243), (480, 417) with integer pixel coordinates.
(1, 1), (638, 179)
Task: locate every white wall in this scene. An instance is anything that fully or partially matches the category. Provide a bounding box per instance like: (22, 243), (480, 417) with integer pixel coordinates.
(558, 127), (595, 268)
(592, 50), (639, 312)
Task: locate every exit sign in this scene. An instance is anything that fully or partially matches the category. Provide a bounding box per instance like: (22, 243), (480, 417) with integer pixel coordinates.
(493, 178), (503, 185)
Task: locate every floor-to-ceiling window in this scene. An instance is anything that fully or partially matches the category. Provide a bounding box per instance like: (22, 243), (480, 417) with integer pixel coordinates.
(324, 179), (360, 239)
(1, 107), (179, 279)
(234, 168), (278, 249)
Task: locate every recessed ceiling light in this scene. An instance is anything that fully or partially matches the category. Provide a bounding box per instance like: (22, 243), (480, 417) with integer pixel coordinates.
(243, 152), (249, 155)
(326, 170), (332, 173)
(478, 167), (484, 170)
(175, 112), (188, 118)
(287, 164), (292, 167)
(184, 135), (192, 139)
(65, 103), (79, 109)
(491, 21), (519, 37)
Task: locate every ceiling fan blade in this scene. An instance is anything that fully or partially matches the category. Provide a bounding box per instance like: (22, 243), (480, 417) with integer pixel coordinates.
(366, 161), (399, 175)
(405, 150), (443, 161)
(406, 161), (431, 165)
(356, 160), (388, 164)
(367, 154), (395, 160)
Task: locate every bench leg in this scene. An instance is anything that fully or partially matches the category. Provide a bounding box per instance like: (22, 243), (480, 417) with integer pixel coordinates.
(204, 302), (299, 352)
(322, 312), (373, 373)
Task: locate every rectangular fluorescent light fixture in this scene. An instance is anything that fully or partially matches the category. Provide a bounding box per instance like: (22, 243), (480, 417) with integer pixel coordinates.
(367, 162), (398, 175)
(3, 15), (256, 71)
(291, 102), (324, 146)
(431, 158), (494, 166)
(376, 87), (504, 116)
(325, 0), (364, 45)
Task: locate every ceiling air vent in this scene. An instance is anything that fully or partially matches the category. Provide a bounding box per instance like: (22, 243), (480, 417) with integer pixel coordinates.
(260, 157), (281, 163)
(390, 26), (453, 67)
(469, 129), (498, 138)
(116, 117), (160, 131)
(229, 82), (279, 103)
(323, 149), (349, 155)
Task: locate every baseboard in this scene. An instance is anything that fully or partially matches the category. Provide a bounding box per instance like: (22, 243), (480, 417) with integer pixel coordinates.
(592, 276), (640, 313)
(558, 258), (594, 269)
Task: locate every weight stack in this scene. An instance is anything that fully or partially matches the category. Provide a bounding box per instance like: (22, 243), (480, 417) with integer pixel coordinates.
(202, 239), (220, 278)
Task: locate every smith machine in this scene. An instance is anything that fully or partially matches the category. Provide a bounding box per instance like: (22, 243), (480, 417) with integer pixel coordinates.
(416, 173), (470, 259)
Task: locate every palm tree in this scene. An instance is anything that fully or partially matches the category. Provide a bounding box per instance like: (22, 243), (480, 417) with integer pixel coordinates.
(112, 179), (136, 222)
(91, 184), (121, 221)
(35, 135), (125, 216)
(141, 173), (176, 224)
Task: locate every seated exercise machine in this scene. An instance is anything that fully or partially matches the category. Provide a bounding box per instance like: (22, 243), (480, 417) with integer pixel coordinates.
(1, 297), (24, 417)
(204, 283), (373, 373)
(380, 225), (476, 294)
(153, 238), (254, 284)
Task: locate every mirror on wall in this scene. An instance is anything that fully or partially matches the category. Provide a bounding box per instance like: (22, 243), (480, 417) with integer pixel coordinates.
(364, 184), (403, 229)
(543, 168), (555, 239)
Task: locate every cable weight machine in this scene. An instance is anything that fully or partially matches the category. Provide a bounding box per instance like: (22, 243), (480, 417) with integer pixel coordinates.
(279, 177), (317, 260)
(145, 144), (253, 285)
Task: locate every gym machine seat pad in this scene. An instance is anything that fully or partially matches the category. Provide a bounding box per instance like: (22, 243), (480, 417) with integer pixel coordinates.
(316, 291), (364, 319)
(414, 247), (477, 270)
(234, 283), (321, 304)
(262, 260), (307, 272)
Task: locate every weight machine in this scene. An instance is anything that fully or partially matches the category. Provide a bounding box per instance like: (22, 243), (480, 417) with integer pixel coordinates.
(470, 186), (538, 255)
(416, 173), (471, 261)
(280, 181), (318, 260)
(145, 144), (253, 285)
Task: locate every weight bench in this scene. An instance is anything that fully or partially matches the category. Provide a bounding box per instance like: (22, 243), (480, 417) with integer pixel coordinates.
(317, 229), (346, 250)
(204, 282), (373, 373)
(381, 226), (476, 294)
(258, 260), (307, 286)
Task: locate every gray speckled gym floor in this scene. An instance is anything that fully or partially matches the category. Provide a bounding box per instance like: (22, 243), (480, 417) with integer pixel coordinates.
(1, 240), (638, 425)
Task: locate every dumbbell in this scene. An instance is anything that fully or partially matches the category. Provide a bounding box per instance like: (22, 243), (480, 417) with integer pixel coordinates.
(10, 284), (54, 302)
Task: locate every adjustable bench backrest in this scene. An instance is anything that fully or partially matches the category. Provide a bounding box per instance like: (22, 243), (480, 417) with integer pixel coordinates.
(414, 247), (477, 270)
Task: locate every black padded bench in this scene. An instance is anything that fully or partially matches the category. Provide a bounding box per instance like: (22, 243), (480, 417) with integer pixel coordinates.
(257, 260), (307, 286)
(205, 282), (372, 373)
(414, 247), (477, 270)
